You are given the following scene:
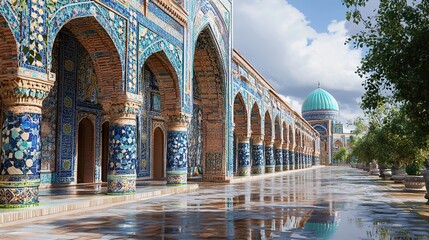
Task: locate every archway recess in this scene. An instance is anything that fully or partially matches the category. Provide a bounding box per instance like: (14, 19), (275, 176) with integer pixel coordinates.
(192, 27), (227, 181)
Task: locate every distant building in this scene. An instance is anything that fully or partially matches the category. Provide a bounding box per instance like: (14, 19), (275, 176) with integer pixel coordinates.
(301, 85), (354, 165)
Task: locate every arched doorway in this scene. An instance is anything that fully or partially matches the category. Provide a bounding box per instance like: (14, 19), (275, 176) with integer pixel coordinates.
(193, 27), (226, 180)
(153, 127), (165, 179)
(101, 121), (110, 182)
(233, 93), (249, 176)
(77, 118), (95, 183)
(50, 16), (123, 184)
(142, 52), (180, 180)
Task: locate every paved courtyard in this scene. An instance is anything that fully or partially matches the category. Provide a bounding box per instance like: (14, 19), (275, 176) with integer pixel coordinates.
(2, 167), (429, 239)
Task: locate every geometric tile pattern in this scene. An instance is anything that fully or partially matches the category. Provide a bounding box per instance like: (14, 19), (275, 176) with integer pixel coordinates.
(265, 146), (275, 173)
(0, 111), (41, 208)
(107, 124), (137, 194)
(251, 145), (264, 175)
(282, 149), (289, 171)
(166, 131), (188, 184)
(274, 148), (283, 172)
(237, 142), (250, 176)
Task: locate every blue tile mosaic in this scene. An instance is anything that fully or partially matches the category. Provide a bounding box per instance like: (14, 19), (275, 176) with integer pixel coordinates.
(282, 149), (289, 170)
(289, 151), (295, 170)
(238, 142), (250, 176)
(274, 148), (283, 171)
(0, 111), (41, 208)
(264, 146), (274, 168)
(1, 112), (41, 179)
(251, 144), (264, 167)
(107, 124), (137, 194)
(166, 130), (188, 184)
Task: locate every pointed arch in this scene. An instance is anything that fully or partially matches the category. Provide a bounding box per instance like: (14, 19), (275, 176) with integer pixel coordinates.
(274, 116), (281, 141)
(138, 37), (183, 95)
(193, 21), (228, 72)
(193, 26), (227, 178)
(0, 14), (18, 81)
(250, 102), (262, 135)
(50, 16), (123, 101)
(233, 93), (248, 135)
(144, 51), (182, 117)
(264, 111), (272, 140)
(47, 3), (126, 77)
(282, 122), (288, 144)
(289, 127), (294, 150)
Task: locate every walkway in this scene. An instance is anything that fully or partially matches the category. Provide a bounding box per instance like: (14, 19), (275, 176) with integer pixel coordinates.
(2, 167), (429, 239)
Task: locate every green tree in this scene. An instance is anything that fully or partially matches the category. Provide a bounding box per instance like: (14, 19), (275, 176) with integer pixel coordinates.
(343, 0), (429, 147)
(334, 147), (349, 163)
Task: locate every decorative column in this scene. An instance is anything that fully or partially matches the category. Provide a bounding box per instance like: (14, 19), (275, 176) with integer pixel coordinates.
(265, 139), (275, 173)
(166, 113), (191, 185)
(251, 134), (265, 175)
(107, 98), (140, 195)
(295, 148), (300, 170)
(282, 143), (289, 171)
(0, 73), (54, 208)
(274, 140), (283, 172)
(302, 147), (307, 168)
(237, 134), (251, 176)
(289, 146), (295, 170)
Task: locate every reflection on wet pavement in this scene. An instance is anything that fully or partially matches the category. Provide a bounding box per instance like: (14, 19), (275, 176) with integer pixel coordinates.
(2, 167), (429, 239)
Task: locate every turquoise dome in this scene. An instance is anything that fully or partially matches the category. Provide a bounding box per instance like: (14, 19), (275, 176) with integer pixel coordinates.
(302, 87), (339, 113)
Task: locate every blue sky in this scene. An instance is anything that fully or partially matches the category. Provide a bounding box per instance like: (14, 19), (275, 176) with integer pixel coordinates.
(287, 0), (348, 32)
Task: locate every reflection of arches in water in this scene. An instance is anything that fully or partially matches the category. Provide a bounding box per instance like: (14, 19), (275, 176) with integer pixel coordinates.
(153, 127), (165, 180)
(77, 118), (95, 183)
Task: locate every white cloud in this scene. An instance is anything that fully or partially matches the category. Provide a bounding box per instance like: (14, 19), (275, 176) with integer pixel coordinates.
(233, 0), (364, 93)
(234, 0), (361, 95)
(234, 0), (366, 129)
(280, 94), (303, 113)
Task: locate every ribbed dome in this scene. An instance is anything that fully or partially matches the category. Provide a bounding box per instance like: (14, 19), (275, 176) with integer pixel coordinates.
(302, 87), (339, 113)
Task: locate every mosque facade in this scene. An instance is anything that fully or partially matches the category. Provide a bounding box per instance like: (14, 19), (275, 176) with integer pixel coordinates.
(0, 0), (321, 208)
(301, 86), (354, 165)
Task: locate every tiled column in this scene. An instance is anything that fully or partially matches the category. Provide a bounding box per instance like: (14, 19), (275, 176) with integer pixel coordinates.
(0, 75), (54, 208)
(107, 99), (141, 195)
(302, 147), (307, 168)
(265, 139), (275, 173)
(289, 147), (295, 170)
(166, 113), (191, 185)
(274, 140), (283, 172)
(295, 149), (300, 170)
(251, 134), (265, 175)
(282, 143), (289, 171)
(237, 135), (251, 176)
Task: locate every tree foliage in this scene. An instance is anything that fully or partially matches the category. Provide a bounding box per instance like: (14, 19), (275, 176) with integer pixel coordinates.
(343, 0), (429, 147)
(350, 105), (428, 168)
(333, 147), (349, 162)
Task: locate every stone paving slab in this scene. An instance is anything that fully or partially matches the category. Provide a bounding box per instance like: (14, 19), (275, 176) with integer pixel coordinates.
(0, 183), (198, 226)
(228, 166), (325, 184)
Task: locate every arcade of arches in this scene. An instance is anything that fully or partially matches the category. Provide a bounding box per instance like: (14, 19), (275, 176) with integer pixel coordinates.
(0, 0), (320, 208)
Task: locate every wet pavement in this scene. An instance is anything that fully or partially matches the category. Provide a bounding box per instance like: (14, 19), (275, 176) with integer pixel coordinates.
(1, 166), (429, 239)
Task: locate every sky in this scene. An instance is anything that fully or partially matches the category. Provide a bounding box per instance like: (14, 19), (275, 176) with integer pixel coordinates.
(233, 0), (366, 129)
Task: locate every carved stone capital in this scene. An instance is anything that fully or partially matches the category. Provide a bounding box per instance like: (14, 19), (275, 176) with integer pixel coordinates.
(0, 74), (54, 114)
(237, 133), (250, 143)
(110, 98), (141, 125)
(265, 139), (274, 147)
(252, 134), (264, 145)
(282, 142), (289, 149)
(274, 140), (283, 148)
(167, 113), (192, 131)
